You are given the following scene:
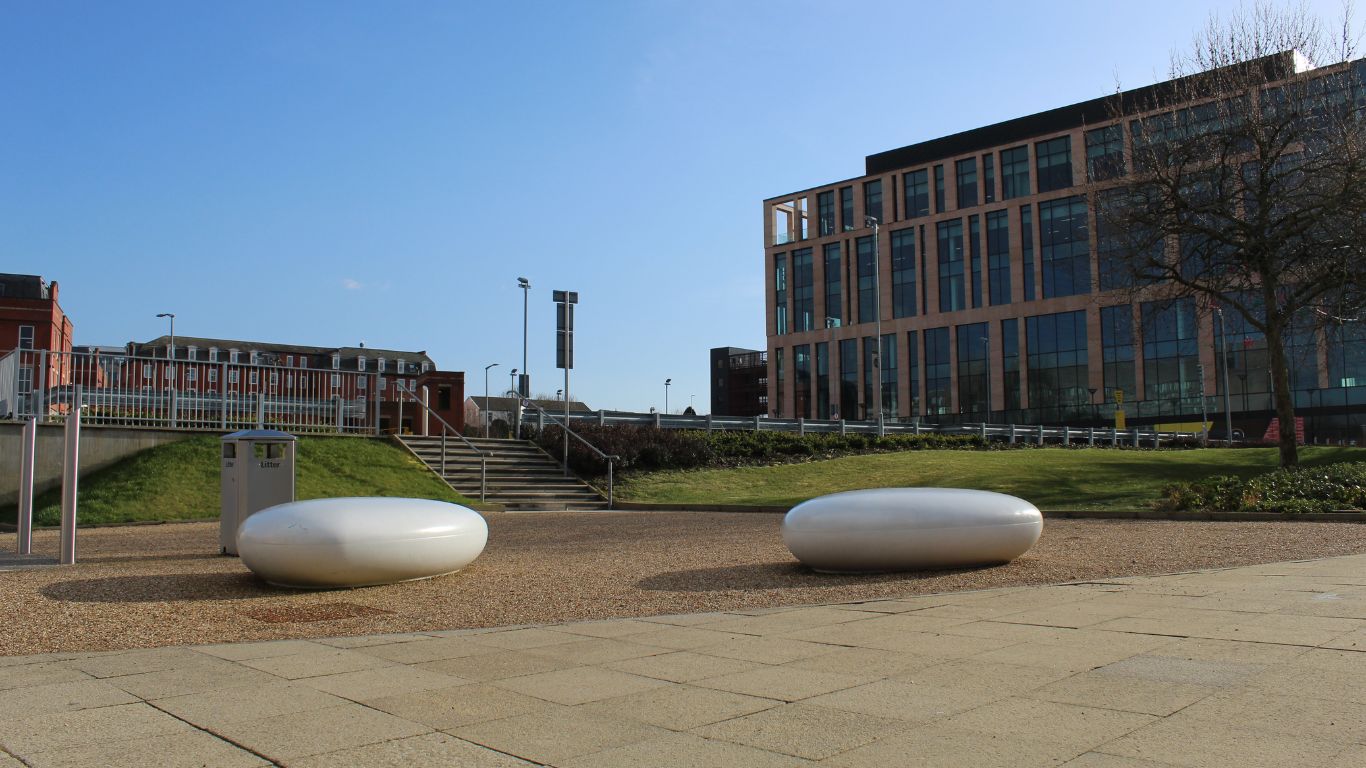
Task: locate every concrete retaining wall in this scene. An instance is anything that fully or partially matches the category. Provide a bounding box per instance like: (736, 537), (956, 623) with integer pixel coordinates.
(0, 423), (198, 507)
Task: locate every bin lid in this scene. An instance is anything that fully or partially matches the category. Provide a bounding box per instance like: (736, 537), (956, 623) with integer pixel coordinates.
(222, 429), (298, 441)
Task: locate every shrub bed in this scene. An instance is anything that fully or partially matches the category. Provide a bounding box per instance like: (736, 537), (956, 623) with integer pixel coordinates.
(527, 425), (986, 477)
(1161, 461), (1366, 514)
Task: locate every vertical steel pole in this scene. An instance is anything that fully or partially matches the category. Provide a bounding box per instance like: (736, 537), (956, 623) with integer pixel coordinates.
(60, 387), (81, 565)
(36, 350), (48, 422)
(420, 386), (430, 437)
(1217, 308), (1234, 446)
(441, 432), (447, 477)
(608, 459), (614, 509)
(17, 417), (36, 554)
(220, 363), (227, 430)
(256, 393), (265, 429)
(563, 367), (570, 476)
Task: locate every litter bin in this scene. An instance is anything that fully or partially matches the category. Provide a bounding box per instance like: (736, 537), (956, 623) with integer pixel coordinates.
(220, 429), (297, 555)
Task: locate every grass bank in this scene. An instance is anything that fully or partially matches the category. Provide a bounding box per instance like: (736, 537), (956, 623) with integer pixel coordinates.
(13, 435), (470, 527)
(615, 446), (1366, 510)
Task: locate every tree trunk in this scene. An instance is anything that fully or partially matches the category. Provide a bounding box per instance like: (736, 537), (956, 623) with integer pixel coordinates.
(1264, 320), (1300, 467)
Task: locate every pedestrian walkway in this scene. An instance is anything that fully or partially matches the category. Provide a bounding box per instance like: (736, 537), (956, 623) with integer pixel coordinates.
(1, 554), (1364, 767)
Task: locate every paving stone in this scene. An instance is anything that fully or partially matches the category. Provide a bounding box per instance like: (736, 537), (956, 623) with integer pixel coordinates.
(1246, 662), (1366, 704)
(578, 683), (780, 730)
(352, 637), (497, 664)
(1059, 753), (1177, 767)
(604, 650), (765, 683)
(108, 662), (280, 700)
(449, 706), (671, 764)
(152, 681), (349, 728)
(692, 665), (875, 702)
(892, 658), (1074, 695)
(1171, 689), (1366, 743)
(692, 702), (911, 760)
(192, 639), (333, 661)
(0, 679), (139, 720)
(852, 630), (1019, 658)
(560, 731), (815, 768)
(1094, 655), (1268, 688)
(697, 608), (884, 636)
(64, 648), (220, 679)
(417, 649), (581, 682)
(550, 619), (674, 638)
(0, 702), (192, 755)
(971, 641), (1146, 673)
(0, 663), (92, 691)
(238, 649), (398, 680)
(363, 683), (551, 729)
(700, 636), (839, 664)
(0, 750), (21, 767)
(1145, 637), (1309, 666)
(17, 730), (266, 768)
(620, 626), (750, 651)
(1100, 716), (1347, 767)
(299, 665), (471, 701)
(492, 665), (668, 705)
(939, 697), (1156, 753)
(284, 732), (536, 767)
(203, 703), (430, 761)
(823, 724), (1087, 768)
(1025, 671), (1217, 716)
(463, 627), (587, 650)
(314, 633), (433, 649)
(782, 647), (947, 678)
(521, 637), (669, 665)
(803, 679), (1004, 722)
(635, 612), (733, 627)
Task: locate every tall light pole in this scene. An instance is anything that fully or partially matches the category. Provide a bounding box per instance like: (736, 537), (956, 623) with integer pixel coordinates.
(156, 313), (175, 364)
(517, 277), (530, 393)
(157, 312), (176, 429)
(866, 216), (883, 432)
(979, 336), (991, 424)
(826, 316), (840, 420)
(483, 363), (499, 438)
(664, 378), (672, 414)
(509, 368), (517, 396)
(1214, 306), (1234, 446)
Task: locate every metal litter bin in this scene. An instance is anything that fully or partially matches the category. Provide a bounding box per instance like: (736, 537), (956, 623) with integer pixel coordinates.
(220, 429), (297, 555)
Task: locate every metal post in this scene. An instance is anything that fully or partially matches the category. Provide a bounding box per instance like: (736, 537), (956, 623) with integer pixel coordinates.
(1198, 362), (1210, 446)
(563, 367), (570, 476)
(372, 383), (381, 436)
(599, 409), (606, 426)
(607, 459), (614, 509)
(420, 386), (430, 437)
(60, 386), (81, 565)
(441, 432), (447, 477)
(913, 420), (921, 435)
(1009, 424), (1017, 444)
(868, 216), (884, 429)
(654, 411), (661, 429)
(397, 392), (404, 435)
(839, 418), (847, 435)
(980, 422), (987, 441)
(754, 414), (762, 431)
(36, 350), (48, 422)
(706, 413), (713, 431)
(1111, 427), (1118, 447)
(1088, 427), (1095, 447)
(798, 417), (805, 436)
(334, 396), (343, 433)
(538, 408), (545, 431)
(17, 417), (36, 555)
(1063, 425), (1070, 444)
(220, 363), (228, 430)
(480, 457), (487, 501)
(1216, 307), (1234, 447)
(1037, 425), (1045, 445)
(256, 393), (265, 429)
(1132, 428), (1140, 448)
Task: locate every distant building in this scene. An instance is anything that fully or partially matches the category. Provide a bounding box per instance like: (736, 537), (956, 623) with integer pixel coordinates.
(0, 274), (75, 395)
(465, 396), (593, 435)
(710, 346), (768, 416)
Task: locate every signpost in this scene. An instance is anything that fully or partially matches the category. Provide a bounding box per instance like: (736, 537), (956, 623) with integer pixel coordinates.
(553, 290), (578, 475)
(1114, 389), (1126, 430)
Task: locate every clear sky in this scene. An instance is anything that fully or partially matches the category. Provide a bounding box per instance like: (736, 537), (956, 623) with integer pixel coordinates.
(2, 0), (1354, 412)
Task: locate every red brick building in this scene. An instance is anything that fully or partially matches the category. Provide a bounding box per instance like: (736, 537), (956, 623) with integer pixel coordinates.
(0, 274), (74, 393)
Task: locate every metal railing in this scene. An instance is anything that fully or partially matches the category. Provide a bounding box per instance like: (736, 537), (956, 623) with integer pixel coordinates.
(1, 348), (411, 434)
(520, 398), (619, 508)
(393, 384), (487, 502)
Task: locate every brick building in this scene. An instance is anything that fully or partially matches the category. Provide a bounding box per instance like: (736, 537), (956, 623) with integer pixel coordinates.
(0, 274), (74, 392)
(709, 346), (768, 417)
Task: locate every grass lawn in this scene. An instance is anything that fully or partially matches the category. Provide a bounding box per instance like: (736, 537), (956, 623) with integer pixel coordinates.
(15, 434), (472, 527)
(615, 446), (1366, 510)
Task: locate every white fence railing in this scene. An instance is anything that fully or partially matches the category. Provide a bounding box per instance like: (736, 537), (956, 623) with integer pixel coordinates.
(1, 348), (414, 435)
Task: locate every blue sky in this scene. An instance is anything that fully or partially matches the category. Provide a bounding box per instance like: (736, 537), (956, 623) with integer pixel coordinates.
(2, 0), (1353, 412)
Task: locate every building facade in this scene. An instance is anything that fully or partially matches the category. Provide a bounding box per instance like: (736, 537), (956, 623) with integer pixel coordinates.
(710, 346), (768, 416)
(0, 274), (74, 395)
(763, 54), (1366, 439)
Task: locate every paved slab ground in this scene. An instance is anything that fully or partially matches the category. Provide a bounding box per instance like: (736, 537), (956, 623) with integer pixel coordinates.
(1, 553), (1363, 767)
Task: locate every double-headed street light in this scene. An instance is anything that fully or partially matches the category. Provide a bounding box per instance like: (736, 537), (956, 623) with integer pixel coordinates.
(483, 363), (499, 438)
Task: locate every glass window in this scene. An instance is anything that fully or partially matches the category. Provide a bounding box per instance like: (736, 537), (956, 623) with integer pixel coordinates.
(1038, 195), (1090, 299)
(863, 179), (882, 224)
(817, 191), (835, 236)
(903, 169), (929, 218)
(986, 210), (1011, 306)
(794, 344), (812, 419)
(358, 356), (366, 372)
(924, 327), (951, 415)
(1035, 136), (1073, 193)
(18, 325), (34, 350)
(187, 346), (197, 361)
(1026, 310), (1089, 416)
(1020, 204), (1035, 301)
(906, 331), (920, 416)
(1001, 318), (1020, 412)
(983, 154), (996, 203)
(378, 357), (385, 372)
(968, 215), (982, 309)
(230, 349), (240, 363)
(774, 253), (788, 335)
(956, 158), (978, 209)
(1101, 305), (1136, 405)
(1085, 125), (1125, 181)
(1000, 146), (1030, 199)
(791, 248), (814, 333)
(936, 219), (965, 312)
(890, 228), (917, 318)
(209, 347), (218, 362)
(881, 333), (898, 417)
(840, 186), (854, 231)
(331, 354), (341, 370)
(773, 348), (785, 416)
(957, 323), (989, 417)
(1141, 299), (1201, 413)
(823, 242), (842, 326)
(933, 165), (945, 213)
(816, 342), (830, 419)
(857, 236), (877, 323)
(839, 338), (858, 420)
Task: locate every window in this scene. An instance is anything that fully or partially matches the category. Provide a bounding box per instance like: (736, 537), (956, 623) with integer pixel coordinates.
(794, 344), (811, 418)
(862, 336), (876, 420)
(817, 191), (835, 236)
(165, 364), (174, 379)
(839, 338), (858, 420)
(1021, 204), (1036, 301)
(773, 348), (784, 416)
(249, 351), (258, 365)
(880, 333), (898, 417)
(1039, 196), (1090, 299)
(815, 342), (830, 418)
(249, 371), (258, 385)
(956, 158), (978, 209)
(17, 325), (34, 350)
(1141, 298), (1201, 410)
(924, 327), (951, 415)
(209, 347), (218, 362)
(1001, 318), (1020, 412)
(143, 364), (153, 379)
(228, 370), (239, 385)
(936, 219), (965, 312)
(957, 323), (989, 416)
(791, 248), (814, 332)
(933, 165), (945, 213)
(774, 253), (788, 335)
(331, 354), (341, 370)
(863, 179), (882, 224)
(823, 243), (842, 326)
(856, 236), (877, 323)
(968, 215), (982, 309)
(397, 360), (406, 374)
(208, 368), (218, 384)
(890, 228), (916, 318)
(1026, 310), (1089, 414)
(1000, 146), (1030, 199)
(903, 169), (929, 218)
(986, 210), (1011, 305)
(358, 356), (367, 372)
(378, 358), (386, 372)
(187, 346), (198, 361)
(421, 361), (430, 373)
(1035, 136), (1073, 193)
(1085, 125), (1125, 181)
(839, 186), (854, 231)
(286, 355), (294, 367)
(229, 349), (240, 364)
(378, 375), (387, 388)
(269, 371), (278, 385)
(187, 368), (197, 382)
(1101, 305), (1136, 404)
(1096, 189), (1164, 291)
(906, 331), (920, 415)
(298, 356), (308, 368)
(358, 376), (368, 389)
(331, 374), (341, 389)
(983, 154), (996, 203)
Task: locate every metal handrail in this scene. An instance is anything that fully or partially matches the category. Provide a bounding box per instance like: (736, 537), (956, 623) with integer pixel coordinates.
(519, 398), (619, 508)
(393, 386), (487, 502)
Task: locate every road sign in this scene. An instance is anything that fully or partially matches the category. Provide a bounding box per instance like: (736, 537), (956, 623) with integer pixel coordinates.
(1114, 389), (1124, 405)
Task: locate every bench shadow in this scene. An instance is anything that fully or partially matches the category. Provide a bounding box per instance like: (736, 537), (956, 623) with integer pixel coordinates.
(41, 572), (285, 603)
(636, 561), (989, 592)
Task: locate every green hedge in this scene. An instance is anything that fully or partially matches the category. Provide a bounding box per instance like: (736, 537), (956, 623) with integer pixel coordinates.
(1161, 461), (1366, 514)
(527, 425), (985, 477)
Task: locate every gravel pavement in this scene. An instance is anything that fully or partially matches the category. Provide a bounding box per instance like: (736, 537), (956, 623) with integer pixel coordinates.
(3, 512), (1365, 656)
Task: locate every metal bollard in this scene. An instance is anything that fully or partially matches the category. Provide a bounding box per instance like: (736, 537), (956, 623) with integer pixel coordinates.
(1009, 424), (1017, 444)
(1088, 427), (1095, 447)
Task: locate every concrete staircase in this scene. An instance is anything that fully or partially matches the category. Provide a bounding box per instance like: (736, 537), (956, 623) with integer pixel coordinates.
(397, 436), (609, 511)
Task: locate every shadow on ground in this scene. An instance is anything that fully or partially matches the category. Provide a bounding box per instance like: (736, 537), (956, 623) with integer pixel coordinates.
(41, 572), (283, 603)
(636, 561), (990, 592)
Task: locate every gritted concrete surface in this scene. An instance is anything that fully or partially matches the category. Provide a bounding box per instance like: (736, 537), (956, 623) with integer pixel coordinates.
(1, 554), (1364, 766)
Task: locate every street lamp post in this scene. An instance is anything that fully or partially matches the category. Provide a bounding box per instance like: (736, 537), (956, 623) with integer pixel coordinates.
(483, 363), (499, 438)
(826, 316), (839, 420)
(156, 313), (175, 428)
(979, 336), (991, 424)
(1214, 306), (1235, 446)
(509, 368), (517, 397)
(517, 278), (530, 438)
(664, 378), (671, 414)
(866, 217), (883, 433)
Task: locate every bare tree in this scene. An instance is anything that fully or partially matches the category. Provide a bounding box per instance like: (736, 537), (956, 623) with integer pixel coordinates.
(1092, 1), (1366, 466)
